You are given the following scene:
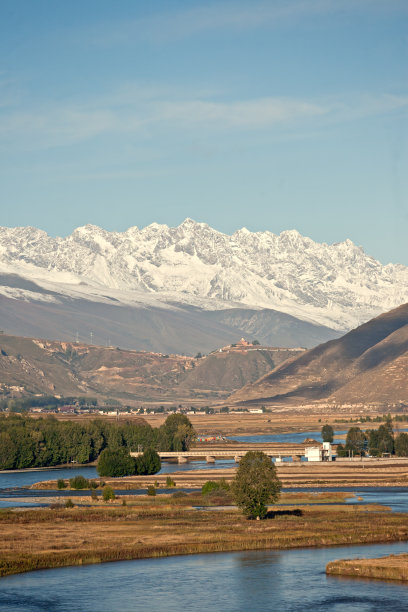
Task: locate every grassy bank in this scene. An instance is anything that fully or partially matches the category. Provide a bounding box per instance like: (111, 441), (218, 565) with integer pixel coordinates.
(1, 495), (407, 578)
(31, 457), (408, 490)
(326, 554), (408, 582)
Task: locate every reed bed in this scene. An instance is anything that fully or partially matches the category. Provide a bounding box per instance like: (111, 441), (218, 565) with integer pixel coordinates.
(326, 554), (408, 582)
(1, 499), (407, 578)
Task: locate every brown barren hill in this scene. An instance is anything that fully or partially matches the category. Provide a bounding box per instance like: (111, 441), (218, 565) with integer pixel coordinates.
(229, 303), (408, 407)
(178, 347), (304, 394)
(0, 334), (302, 403)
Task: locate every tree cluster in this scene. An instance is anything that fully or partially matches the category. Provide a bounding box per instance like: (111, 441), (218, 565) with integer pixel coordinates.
(336, 417), (408, 457)
(0, 395), (98, 412)
(97, 447), (161, 477)
(0, 413), (196, 470)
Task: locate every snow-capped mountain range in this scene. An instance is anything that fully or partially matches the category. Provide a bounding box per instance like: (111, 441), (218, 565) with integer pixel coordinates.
(0, 218), (407, 332)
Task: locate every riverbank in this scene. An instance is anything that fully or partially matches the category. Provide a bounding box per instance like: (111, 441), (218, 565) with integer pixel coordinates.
(1, 495), (407, 578)
(0, 463), (96, 475)
(326, 554), (408, 582)
(1, 491), (357, 507)
(30, 457), (408, 490)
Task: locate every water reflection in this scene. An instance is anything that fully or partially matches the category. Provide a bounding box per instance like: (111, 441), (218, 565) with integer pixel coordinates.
(0, 542), (407, 611)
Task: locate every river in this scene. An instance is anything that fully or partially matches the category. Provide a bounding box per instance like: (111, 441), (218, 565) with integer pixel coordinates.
(1, 432), (408, 609)
(230, 430), (347, 444)
(0, 429), (340, 493)
(1, 428), (408, 509)
(0, 542), (407, 611)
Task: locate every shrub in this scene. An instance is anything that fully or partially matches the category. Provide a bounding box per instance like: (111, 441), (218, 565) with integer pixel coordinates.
(89, 480), (98, 489)
(102, 485), (115, 502)
(69, 475), (89, 490)
(202, 481), (219, 495)
(166, 476), (176, 487)
(97, 448), (136, 477)
(204, 488), (232, 505)
(65, 498), (74, 508)
(91, 489), (98, 500)
(172, 491), (187, 499)
(201, 479), (230, 496)
(147, 485), (156, 496)
(122, 498), (127, 506)
(57, 479), (67, 489)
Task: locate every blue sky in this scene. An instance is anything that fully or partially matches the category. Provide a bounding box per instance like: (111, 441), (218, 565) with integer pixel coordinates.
(0, 0), (407, 264)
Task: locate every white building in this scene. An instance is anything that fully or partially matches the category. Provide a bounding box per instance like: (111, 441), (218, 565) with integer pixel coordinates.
(305, 442), (333, 462)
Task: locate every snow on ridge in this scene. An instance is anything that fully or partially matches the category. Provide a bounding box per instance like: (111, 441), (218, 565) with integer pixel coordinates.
(0, 219), (407, 331)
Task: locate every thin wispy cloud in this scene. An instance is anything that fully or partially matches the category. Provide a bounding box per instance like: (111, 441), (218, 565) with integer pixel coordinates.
(0, 89), (407, 152)
(83, 0), (407, 46)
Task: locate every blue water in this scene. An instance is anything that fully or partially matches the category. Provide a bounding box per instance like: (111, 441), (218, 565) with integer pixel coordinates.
(283, 486), (408, 513)
(0, 542), (407, 611)
(0, 467), (99, 491)
(231, 428), (408, 445)
(230, 430), (347, 444)
(0, 458), (238, 494)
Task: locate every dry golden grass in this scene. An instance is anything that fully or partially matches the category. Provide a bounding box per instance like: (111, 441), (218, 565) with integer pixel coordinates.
(144, 412), (358, 436)
(326, 554), (408, 582)
(0, 497), (407, 578)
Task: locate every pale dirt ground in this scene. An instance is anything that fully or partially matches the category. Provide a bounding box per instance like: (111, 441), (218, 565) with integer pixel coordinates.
(143, 411), (362, 436)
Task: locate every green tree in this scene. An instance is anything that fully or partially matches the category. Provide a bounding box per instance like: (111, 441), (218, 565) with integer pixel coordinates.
(232, 451), (281, 519)
(395, 433), (408, 457)
(97, 448), (135, 477)
(161, 414), (196, 451)
(368, 425), (394, 456)
(135, 448), (161, 475)
(0, 432), (17, 469)
(321, 424), (334, 443)
(384, 414), (393, 435)
(345, 427), (367, 455)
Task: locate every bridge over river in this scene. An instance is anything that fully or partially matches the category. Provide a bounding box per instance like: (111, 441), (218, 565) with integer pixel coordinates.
(130, 443), (322, 463)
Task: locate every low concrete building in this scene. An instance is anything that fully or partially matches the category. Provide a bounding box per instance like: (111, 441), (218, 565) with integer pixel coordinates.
(305, 442), (333, 462)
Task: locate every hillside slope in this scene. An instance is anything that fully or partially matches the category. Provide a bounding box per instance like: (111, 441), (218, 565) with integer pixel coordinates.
(229, 303), (408, 407)
(0, 334), (303, 403)
(0, 292), (339, 354)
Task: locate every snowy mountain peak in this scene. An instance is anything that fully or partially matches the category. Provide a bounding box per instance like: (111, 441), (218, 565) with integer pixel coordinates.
(0, 220), (407, 332)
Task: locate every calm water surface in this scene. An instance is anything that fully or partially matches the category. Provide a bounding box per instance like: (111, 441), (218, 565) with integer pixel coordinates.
(0, 542), (407, 611)
(230, 430), (347, 444)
